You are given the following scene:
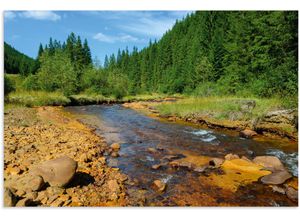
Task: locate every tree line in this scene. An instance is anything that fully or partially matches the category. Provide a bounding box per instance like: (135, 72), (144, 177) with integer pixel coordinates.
(4, 11), (298, 99)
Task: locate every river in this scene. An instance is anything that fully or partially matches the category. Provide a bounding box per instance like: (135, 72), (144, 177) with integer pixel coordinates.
(65, 104), (298, 206)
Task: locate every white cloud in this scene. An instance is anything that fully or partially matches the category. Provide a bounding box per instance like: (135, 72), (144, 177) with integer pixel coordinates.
(4, 11), (16, 20)
(93, 32), (140, 43)
(20, 11), (61, 21)
(120, 17), (177, 38)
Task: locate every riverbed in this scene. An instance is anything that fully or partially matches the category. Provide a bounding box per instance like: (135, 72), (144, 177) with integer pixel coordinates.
(65, 104), (298, 206)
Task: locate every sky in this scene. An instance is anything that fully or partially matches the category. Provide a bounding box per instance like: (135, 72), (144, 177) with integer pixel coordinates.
(4, 11), (190, 64)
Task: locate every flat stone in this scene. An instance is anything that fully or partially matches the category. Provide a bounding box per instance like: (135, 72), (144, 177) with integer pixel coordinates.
(253, 156), (285, 171)
(271, 185), (286, 194)
(194, 165), (208, 173)
(261, 170), (292, 185)
(32, 156), (77, 187)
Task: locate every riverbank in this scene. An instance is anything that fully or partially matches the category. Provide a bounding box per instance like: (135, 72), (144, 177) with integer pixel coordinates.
(3, 105), (145, 206)
(122, 97), (298, 141)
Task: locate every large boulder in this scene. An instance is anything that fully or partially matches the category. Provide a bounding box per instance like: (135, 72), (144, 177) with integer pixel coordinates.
(260, 170), (292, 185)
(32, 156), (77, 187)
(253, 156), (285, 171)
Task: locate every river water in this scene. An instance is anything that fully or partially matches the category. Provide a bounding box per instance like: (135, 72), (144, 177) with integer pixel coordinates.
(65, 104), (298, 206)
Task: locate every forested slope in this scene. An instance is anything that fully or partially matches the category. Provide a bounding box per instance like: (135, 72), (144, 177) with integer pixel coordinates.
(104, 11), (298, 98)
(4, 42), (38, 75)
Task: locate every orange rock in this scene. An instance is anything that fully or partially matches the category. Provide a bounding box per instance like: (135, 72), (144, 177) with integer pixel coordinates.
(153, 180), (166, 192)
(239, 129), (257, 138)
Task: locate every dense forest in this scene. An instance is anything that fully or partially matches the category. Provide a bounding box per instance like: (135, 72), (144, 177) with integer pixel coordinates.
(4, 11), (298, 99)
(4, 42), (38, 75)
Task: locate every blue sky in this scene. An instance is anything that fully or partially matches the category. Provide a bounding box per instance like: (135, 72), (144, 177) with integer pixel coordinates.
(4, 11), (190, 64)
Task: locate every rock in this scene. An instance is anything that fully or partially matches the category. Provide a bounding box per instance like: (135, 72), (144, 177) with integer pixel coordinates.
(162, 155), (179, 161)
(153, 180), (166, 192)
(32, 156), (77, 187)
(225, 153), (240, 160)
(16, 198), (34, 207)
(4, 188), (17, 207)
(285, 186), (298, 202)
(253, 156), (285, 171)
(261, 170), (292, 185)
(239, 129), (257, 139)
(209, 158), (224, 168)
(46, 186), (65, 197)
(241, 156), (251, 162)
(263, 109), (297, 125)
(147, 148), (157, 153)
(26, 191), (38, 200)
(50, 199), (64, 207)
(194, 165), (208, 173)
(169, 161), (194, 170)
(111, 143), (121, 151)
(152, 164), (162, 170)
(107, 179), (120, 193)
(111, 152), (119, 158)
(271, 185), (286, 194)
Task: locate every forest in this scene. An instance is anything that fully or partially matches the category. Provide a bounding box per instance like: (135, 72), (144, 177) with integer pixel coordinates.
(4, 11), (298, 102)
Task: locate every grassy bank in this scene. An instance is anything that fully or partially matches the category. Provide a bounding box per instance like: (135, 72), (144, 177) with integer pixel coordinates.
(155, 96), (294, 121)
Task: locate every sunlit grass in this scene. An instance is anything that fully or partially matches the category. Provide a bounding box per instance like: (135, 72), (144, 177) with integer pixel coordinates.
(155, 96), (286, 121)
(8, 90), (70, 107)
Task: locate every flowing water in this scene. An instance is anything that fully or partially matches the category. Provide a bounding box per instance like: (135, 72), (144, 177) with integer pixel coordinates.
(65, 104), (298, 206)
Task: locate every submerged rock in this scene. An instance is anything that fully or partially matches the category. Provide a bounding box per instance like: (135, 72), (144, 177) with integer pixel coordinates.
(153, 180), (166, 192)
(239, 129), (257, 139)
(110, 143), (121, 151)
(32, 156), (77, 187)
(147, 148), (157, 153)
(261, 170), (292, 185)
(152, 164), (162, 170)
(169, 161), (194, 170)
(253, 156), (285, 171)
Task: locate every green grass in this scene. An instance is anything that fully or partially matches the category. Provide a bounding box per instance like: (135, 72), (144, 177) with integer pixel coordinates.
(8, 91), (70, 107)
(155, 96), (286, 121)
(122, 93), (183, 102)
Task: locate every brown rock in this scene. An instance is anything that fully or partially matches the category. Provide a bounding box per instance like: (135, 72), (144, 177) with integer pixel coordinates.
(209, 158), (224, 168)
(152, 164), (162, 170)
(107, 179), (120, 193)
(285, 186), (298, 202)
(16, 198), (33, 207)
(111, 152), (119, 158)
(162, 155), (179, 161)
(261, 170), (292, 185)
(239, 129), (257, 138)
(111, 143), (121, 151)
(153, 180), (166, 192)
(271, 185), (286, 194)
(4, 188), (17, 207)
(11, 174), (44, 192)
(225, 153), (240, 160)
(169, 161), (194, 170)
(147, 148), (157, 153)
(32, 156), (77, 187)
(253, 156), (285, 171)
(194, 165), (208, 173)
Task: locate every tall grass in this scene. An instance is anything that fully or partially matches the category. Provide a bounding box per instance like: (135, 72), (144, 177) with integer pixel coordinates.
(8, 91), (70, 107)
(155, 96), (286, 121)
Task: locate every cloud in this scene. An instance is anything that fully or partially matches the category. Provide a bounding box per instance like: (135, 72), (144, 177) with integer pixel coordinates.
(4, 11), (16, 20)
(93, 32), (141, 43)
(20, 11), (61, 21)
(120, 17), (176, 38)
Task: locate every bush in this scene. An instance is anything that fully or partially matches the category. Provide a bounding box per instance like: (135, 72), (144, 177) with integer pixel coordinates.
(22, 74), (40, 91)
(4, 75), (15, 96)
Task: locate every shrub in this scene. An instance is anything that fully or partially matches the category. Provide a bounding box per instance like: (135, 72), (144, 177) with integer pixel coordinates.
(22, 74), (40, 91)
(4, 75), (15, 96)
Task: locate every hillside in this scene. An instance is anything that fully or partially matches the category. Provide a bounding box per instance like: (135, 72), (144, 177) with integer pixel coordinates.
(4, 42), (38, 75)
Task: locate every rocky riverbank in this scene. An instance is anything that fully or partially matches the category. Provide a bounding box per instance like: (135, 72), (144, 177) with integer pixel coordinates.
(3, 106), (137, 207)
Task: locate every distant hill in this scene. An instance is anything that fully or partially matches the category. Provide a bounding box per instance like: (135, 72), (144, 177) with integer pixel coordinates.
(4, 42), (38, 75)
